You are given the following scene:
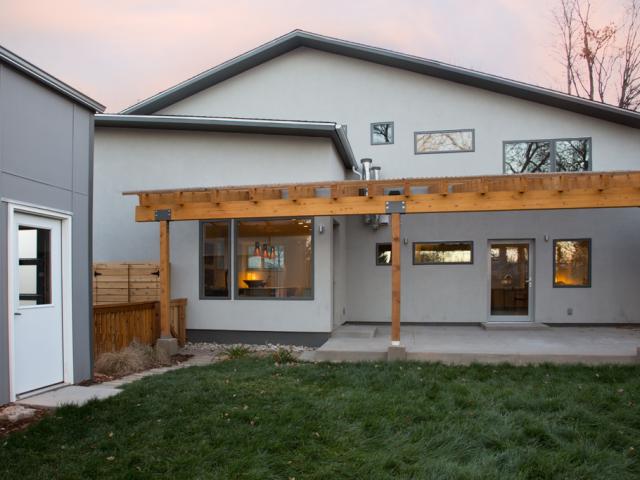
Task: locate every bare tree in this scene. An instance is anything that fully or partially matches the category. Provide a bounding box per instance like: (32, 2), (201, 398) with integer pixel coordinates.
(618, 0), (640, 109)
(553, 0), (640, 110)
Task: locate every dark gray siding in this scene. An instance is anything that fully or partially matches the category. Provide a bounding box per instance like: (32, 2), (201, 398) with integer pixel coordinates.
(0, 61), (94, 404)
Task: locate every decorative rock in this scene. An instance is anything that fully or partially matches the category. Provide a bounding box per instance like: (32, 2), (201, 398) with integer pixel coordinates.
(0, 405), (37, 422)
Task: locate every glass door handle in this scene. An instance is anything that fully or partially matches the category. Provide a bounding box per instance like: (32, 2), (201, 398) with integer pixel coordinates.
(525, 278), (533, 287)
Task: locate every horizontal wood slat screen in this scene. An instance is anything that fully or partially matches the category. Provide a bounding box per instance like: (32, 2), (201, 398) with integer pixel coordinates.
(93, 298), (187, 359)
(93, 262), (163, 304)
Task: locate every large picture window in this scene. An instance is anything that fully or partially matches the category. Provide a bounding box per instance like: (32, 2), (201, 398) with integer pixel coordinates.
(200, 221), (230, 298)
(413, 241), (473, 265)
(236, 218), (313, 299)
(554, 239), (591, 287)
(504, 138), (591, 174)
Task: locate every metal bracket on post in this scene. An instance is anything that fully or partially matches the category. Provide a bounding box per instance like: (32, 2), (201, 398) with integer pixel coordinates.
(154, 209), (172, 221)
(385, 201), (406, 214)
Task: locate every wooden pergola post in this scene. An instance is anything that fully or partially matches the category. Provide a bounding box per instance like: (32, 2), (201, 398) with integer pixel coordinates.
(159, 220), (171, 339)
(391, 212), (401, 345)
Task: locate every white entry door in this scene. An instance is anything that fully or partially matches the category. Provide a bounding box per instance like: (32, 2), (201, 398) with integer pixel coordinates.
(12, 212), (64, 395)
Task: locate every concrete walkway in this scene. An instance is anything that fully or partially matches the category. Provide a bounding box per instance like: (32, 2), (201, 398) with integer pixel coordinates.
(311, 324), (640, 364)
(18, 351), (216, 408)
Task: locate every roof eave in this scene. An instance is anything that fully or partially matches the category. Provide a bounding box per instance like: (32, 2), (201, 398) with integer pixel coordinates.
(95, 114), (357, 169)
(0, 46), (105, 112)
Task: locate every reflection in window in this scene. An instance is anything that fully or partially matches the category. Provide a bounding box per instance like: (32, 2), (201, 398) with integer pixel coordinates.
(18, 227), (51, 306)
(376, 243), (392, 265)
(236, 218), (313, 299)
(556, 139), (590, 171)
(504, 138), (591, 173)
(413, 242), (473, 264)
(504, 141), (551, 173)
(554, 239), (591, 287)
(415, 129), (474, 154)
(371, 122), (394, 145)
(201, 221), (230, 298)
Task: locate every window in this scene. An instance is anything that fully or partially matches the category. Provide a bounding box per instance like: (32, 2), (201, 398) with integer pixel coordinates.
(414, 129), (474, 154)
(371, 122), (394, 145)
(18, 226), (51, 305)
(236, 218), (313, 299)
(504, 138), (591, 174)
(376, 243), (392, 265)
(413, 241), (473, 265)
(200, 221), (231, 298)
(554, 239), (591, 287)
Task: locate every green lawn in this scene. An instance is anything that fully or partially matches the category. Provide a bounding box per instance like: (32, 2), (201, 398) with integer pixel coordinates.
(1, 358), (639, 479)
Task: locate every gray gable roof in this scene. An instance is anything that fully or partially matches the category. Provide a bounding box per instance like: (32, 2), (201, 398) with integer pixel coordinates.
(0, 45), (105, 112)
(122, 30), (640, 129)
(95, 114), (356, 168)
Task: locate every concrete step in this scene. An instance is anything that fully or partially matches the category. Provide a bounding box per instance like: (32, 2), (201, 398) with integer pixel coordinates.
(331, 326), (378, 339)
(481, 322), (550, 331)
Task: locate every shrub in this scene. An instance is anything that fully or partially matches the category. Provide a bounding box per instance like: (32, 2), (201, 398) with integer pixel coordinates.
(221, 345), (252, 360)
(272, 347), (297, 364)
(95, 340), (171, 377)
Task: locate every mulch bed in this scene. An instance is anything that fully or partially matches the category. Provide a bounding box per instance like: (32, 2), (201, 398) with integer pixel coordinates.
(0, 406), (51, 439)
(80, 353), (194, 386)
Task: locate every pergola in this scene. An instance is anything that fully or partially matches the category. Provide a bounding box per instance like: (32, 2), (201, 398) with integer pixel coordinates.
(124, 170), (640, 350)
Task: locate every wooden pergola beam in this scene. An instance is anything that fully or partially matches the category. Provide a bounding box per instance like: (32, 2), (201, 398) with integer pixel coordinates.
(125, 172), (640, 222)
(131, 186), (640, 222)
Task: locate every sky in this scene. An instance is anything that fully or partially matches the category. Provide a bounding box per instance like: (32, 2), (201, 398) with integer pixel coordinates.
(0, 0), (626, 112)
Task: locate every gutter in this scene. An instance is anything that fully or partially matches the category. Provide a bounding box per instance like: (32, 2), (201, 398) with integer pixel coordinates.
(95, 114), (357, 169)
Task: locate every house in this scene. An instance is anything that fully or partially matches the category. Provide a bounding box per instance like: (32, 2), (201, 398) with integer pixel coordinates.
(94, 31), (640, 348)
(0, 46), (104, 403)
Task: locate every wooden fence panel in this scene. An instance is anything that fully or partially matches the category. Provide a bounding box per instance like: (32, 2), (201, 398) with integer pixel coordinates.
(92, 298), (188, 359)
(93, 262), (162, 305)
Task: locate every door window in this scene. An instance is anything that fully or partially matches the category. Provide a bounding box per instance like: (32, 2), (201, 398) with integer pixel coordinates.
(18, 226), (51, 306)
(490, 243), (529, 316)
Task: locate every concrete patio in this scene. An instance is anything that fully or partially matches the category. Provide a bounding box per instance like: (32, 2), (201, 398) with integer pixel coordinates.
(309, 324), (640, 364)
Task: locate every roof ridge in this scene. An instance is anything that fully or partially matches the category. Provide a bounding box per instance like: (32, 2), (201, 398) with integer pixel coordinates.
(120, 30), (640, 129)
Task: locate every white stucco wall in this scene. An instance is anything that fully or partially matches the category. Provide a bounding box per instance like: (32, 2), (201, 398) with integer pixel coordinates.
(158, 47), (640, 177)
(94, 128), (346, 333)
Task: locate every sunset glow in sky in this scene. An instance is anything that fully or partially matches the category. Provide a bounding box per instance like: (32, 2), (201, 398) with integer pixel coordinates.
(0, 0), (625, 111)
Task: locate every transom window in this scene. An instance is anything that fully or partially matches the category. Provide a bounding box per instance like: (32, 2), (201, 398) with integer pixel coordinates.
(414, 129), (474, 154)
(503, 138), (591, 174)
(553, 239), (591, 287)
(413, 241), (473, 265)
(371, 122), (394, 145)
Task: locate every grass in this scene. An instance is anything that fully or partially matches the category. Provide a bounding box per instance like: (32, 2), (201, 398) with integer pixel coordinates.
(1, 359), (639, 479)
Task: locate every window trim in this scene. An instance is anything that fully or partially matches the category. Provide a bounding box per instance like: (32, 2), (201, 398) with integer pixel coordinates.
(502, 137), (592, 174)
(552, 238), (592, 288)
(376, 242), (392, 266)
(199, 219), (232, 300)
(412, 241), (475, 265)
(234, 217), (315, 301)
(370, 121), (395, 145)
(414, 128), (475, 155)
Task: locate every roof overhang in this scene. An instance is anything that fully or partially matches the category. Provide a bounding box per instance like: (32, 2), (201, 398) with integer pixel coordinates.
(95, 114), (357, 169)
(121, 30), (640, 129)
(0, 45), (105, 112)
